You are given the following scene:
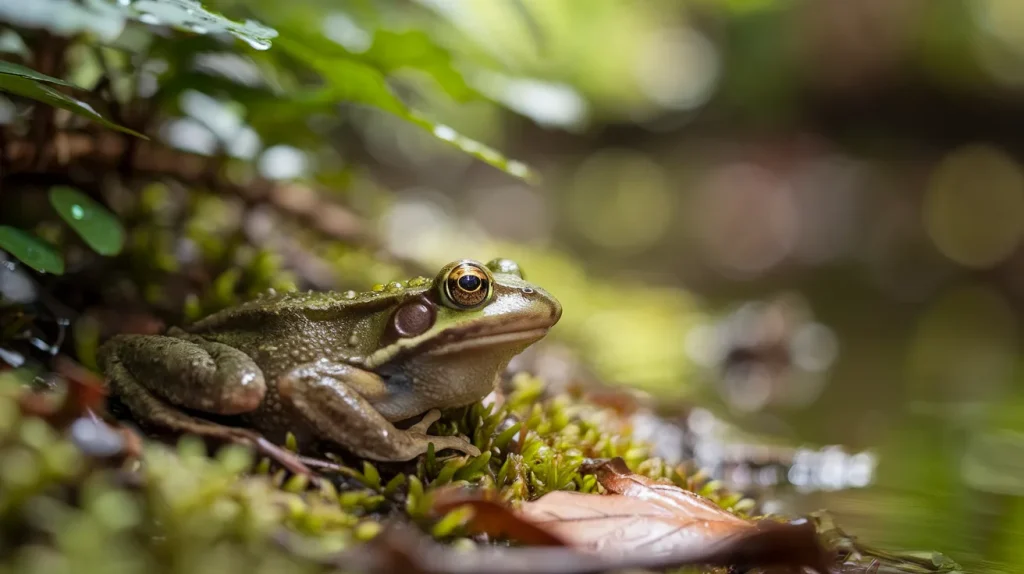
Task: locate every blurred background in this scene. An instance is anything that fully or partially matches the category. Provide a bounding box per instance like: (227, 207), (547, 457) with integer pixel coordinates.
(334, 0), (1024, 569)
(6, 0), (1024, 570)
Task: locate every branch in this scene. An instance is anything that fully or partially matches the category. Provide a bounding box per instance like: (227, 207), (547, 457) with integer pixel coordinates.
(3, 131), (368, 242)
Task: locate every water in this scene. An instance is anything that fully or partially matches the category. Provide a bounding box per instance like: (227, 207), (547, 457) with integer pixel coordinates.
(695, 278), (1024, 572)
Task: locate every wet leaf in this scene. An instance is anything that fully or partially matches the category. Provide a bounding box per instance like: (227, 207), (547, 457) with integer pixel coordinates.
(0, 74), (145, 137)
(0, 225), (64, 274)
(273, 35), (537, 183)
(49, 186), (126, 256)
(0, 0), (277, 50)
(0, 61), (75, 87)
(123, 0), (278, 51)
(0, 0), (127, 42)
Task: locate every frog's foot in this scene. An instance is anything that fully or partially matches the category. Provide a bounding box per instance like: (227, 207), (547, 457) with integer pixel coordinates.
(406, 410), (480, 457)
(414, 433), (480, 458)
(407, 409), (442, 434)
(104, 352), (311, 477)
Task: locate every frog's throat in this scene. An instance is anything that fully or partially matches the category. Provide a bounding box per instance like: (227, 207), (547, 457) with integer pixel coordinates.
(360, 326), (550, 369)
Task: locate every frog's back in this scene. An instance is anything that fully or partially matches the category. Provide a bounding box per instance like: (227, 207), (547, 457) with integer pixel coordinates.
(182, 287), (429, 376)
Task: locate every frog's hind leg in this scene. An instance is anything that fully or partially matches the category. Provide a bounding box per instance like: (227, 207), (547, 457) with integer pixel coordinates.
(101, 350), (310, 475)
(98, 332), (267, 415)
(278, 362), (481, 462)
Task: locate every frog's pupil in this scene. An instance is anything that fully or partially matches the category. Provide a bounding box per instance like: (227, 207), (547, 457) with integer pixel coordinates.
(458, 274), (481, 292)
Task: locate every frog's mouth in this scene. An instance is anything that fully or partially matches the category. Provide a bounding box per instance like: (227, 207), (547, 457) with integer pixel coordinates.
(423, 326), (551, 356)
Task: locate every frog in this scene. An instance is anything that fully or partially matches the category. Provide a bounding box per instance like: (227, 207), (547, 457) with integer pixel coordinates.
(97, 258), (561, 464)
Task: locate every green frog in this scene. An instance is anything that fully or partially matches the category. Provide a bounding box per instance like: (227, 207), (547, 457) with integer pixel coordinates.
(98, 258), (561, 463)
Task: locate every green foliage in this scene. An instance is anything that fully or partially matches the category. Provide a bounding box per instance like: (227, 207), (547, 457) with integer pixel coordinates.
(0, 0), (277, 48)
(0, 226), (65, 274)
(0, 60), (75, 86)
(49, 186), (126, 256)
(0, 72), (144, 137)
(0, 366), (753, 573)
(120, 0), (279, 50)
(271, 34), (536, 182)
(0, 186), (129, 276)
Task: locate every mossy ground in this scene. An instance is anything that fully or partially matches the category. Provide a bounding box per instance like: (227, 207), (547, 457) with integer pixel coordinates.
(0, 367), (753, 574)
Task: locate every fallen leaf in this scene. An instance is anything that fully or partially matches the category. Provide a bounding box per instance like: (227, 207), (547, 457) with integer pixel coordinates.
(19, 356), (108, 427)
(517, 490), (748, 555)
(433, 490), (569, 547)
(426, 457), (830, 572)
(320, 521), (833, 574)
(517, 457), (751, 556)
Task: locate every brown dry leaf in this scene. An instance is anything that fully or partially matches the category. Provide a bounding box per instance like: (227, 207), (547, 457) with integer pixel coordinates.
(517, 458), (750, 555)
(20, 356), (108, 428)
(517, 490), (748, 556)
(433, 491), (570, 547)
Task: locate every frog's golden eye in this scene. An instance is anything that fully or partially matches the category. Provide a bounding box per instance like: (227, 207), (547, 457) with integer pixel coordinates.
(440, 261), (492, 310)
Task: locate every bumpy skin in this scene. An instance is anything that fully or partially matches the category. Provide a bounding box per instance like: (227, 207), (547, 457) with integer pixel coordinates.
(97, 259), (562, 461)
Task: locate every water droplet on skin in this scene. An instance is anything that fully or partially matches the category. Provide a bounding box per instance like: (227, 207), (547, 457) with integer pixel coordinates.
(407, 276), (430, 287)
(342, 290), (356, 300)
(348, 334), (359, 346)
(70, 205), (85, 220)
(371, 284), (385, 292)
(386, 281), (404, 293)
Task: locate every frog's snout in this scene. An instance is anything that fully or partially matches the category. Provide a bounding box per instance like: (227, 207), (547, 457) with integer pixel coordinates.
(522, 285), (562, 327)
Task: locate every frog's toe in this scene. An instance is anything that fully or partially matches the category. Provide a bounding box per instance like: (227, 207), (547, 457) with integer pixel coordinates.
(407, 409), (442, 434)
(428, 435), (480, 457)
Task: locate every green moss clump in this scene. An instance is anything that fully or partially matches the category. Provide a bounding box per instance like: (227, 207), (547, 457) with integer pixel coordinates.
(0, 361), (762, 574)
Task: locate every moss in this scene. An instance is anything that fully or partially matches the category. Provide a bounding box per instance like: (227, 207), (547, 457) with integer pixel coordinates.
(0, 367), (753, 574)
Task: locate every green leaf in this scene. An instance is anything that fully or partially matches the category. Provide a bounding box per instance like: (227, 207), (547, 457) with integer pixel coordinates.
(361, 30), (477, 103)
(123, 0), (278, 51)
(0, 0), (277, 50)
(274, 35), (537, 182)
(0, 74), (145, 138)
(0, 226), (64, 275)
(48, 186), (126, 256)
(0, 0), (127, 42)
(0, 61), (75, 87)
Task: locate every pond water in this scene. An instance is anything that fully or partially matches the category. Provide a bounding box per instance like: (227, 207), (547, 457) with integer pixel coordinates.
(690, 278), (1024, 573)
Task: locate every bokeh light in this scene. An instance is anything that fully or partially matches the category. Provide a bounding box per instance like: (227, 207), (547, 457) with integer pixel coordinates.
(924, 145), (1024, 269)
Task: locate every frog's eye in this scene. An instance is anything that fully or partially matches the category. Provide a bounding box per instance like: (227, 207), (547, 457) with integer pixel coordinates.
(440, 261), (492, 310)
(485, 258), (524, 280)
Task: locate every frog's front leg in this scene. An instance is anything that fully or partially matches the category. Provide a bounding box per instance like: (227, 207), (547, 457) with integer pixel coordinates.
(277, 361), (481, 461)
(98, 328), (267, 415)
